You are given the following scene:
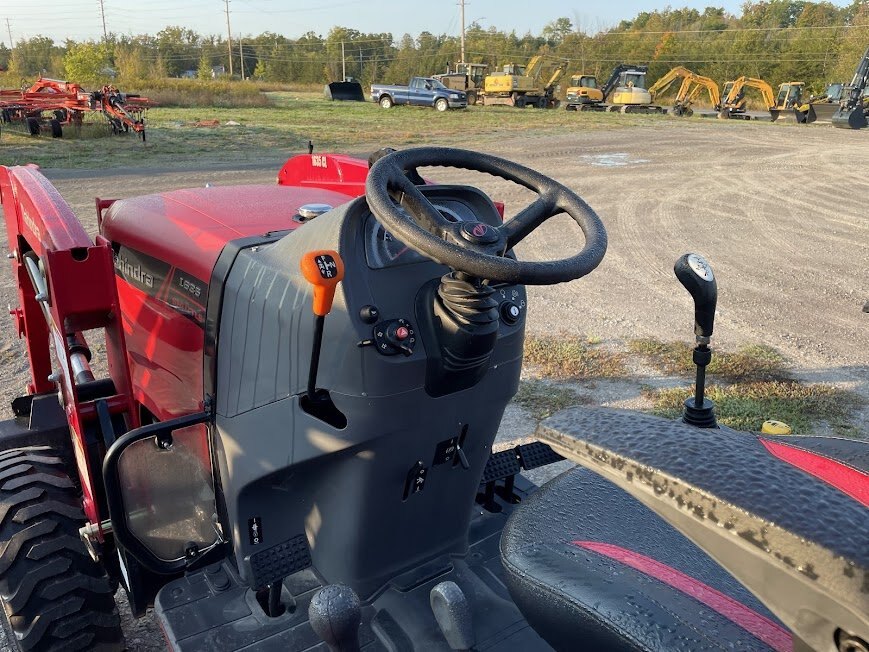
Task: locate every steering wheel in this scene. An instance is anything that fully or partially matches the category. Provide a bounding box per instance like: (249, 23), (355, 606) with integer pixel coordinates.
(365, 147), (607, 285)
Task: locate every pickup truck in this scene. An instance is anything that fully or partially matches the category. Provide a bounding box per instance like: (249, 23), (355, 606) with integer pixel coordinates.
(370, 77), (467, 111)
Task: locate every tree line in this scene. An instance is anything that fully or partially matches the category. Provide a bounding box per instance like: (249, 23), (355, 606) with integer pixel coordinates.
(1, 1), (867, 95)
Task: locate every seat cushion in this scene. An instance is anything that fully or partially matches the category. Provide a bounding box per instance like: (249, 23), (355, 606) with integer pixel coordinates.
(500, 468), (792, 652)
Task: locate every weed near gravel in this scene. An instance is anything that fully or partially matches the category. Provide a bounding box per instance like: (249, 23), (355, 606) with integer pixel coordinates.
(514, 380), (592, 420)
(524, 335), (627, 379)
(628, 338), (789, 381)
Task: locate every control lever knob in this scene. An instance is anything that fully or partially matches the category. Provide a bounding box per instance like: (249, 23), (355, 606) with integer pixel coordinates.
(300, 250), (345, 317)
(674, 253), (717, 339)
(309, 584), (362, 652)
(430, 581), (475, 651)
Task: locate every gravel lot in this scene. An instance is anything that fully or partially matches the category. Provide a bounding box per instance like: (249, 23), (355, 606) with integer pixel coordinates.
(0, 117), (866, 649)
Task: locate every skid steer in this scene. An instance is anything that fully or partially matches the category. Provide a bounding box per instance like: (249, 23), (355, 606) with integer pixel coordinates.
(0, 146), (865, 652)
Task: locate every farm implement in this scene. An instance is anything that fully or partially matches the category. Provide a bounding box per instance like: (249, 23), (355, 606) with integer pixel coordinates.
(0, 145), (866, 651)
(0, 77), (151, 140)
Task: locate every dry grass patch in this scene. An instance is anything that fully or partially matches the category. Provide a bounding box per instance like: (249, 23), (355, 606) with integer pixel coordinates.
(629, 338), (789, 381)
(513, 380), (592, 420)
(524, 335), (627, 379)
(644, 380), (863, 435)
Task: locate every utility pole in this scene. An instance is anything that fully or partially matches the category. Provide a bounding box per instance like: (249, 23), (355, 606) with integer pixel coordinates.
(341, 41), (346, 81)
(224, 0), (234, 77)
(5, 18), (12, 50)
(238, 38), (244, 79)
(459, 0), (467, 64)
(98, 0), (108, 44)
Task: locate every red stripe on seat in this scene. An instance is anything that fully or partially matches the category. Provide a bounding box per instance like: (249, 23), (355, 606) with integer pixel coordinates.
(759, 438), (869, 508)
(573, 541), (792, 652)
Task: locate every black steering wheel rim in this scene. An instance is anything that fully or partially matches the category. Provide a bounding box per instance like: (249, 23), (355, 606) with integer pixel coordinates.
(365, 147), (608, 285)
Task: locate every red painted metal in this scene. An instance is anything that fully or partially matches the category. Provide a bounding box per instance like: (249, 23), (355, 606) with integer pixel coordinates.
(0, 164), (138, 526)
(759, 438), (869, 508)
(277, 153), (371, 195)
(0, 77), (151, 136)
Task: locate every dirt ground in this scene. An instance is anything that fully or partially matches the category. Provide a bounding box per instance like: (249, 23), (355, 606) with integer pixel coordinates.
(0, 117), (867, 649)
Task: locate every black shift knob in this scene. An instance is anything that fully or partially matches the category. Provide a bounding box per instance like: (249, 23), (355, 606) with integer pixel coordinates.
(674, 253), (717, 338)
(308, 584), (362, 652)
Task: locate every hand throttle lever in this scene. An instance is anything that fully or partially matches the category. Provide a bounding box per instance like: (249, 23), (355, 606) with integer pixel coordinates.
(300, 250), (345, 401)
(674, 253), (718, 428)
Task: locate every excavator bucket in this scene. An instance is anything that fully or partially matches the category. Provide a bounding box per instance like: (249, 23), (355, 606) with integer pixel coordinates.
(832, 106), (868, 129)
(324, 81), (365, 102)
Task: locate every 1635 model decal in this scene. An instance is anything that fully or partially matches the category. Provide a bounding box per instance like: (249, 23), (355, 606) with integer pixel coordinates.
(113, 244), (208, 325)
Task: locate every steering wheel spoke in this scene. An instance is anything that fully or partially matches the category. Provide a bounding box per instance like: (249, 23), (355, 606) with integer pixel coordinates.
(389, 172), (455, 238)
(499, 196), (555, 249)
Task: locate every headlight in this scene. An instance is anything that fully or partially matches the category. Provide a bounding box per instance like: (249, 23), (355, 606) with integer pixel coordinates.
(450, 94), (460, 99)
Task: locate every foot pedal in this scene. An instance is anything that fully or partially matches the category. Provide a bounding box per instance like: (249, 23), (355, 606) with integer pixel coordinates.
(517, 442), (564, 470)
(248, 533), (311, 590)
(430, 581), (475, 651)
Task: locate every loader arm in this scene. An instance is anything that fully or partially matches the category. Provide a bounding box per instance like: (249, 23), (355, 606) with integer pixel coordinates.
(524, 55), (544, 81)
(544, 63), (566, 90)
(647, 66), (693, 102)
(841, 46), (869, 111)
(0, 165), (138, 526)
(722, 76), (775, 110)
(677, 74), (720, 109)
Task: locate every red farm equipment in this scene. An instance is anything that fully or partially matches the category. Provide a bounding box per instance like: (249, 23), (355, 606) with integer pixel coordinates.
(0, 145), (865, 652)
(0, 77), (151, 140)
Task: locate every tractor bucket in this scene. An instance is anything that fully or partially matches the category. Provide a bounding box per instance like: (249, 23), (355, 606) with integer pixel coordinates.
(831, 106), (868, 129)
(324, 81), (365, 102)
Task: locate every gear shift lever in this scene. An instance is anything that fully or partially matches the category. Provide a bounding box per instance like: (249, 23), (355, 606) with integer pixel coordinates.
(300, 250), (345, 402)
(674, 253), (718, 428)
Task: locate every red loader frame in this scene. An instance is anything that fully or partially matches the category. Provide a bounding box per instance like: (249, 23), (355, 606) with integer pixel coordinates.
(0, 164), (138, 532)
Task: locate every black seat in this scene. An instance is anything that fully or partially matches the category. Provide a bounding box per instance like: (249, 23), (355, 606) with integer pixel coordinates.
(500, 407), (868, 652)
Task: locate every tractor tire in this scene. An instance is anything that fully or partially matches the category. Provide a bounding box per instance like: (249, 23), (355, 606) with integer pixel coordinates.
(25, 118), (40, 136)
(515, 96), (527, 109)
(0, 447), (124, 652)
(466, 91), (476, 106)
(49, 120), (62, 138)
(434, 98), (449, 112)
(379, 95), (394, 109)
(536, 97), (547, 109)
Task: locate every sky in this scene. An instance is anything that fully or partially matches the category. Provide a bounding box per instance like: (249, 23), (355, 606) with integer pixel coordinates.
(1, 0), (856, 45)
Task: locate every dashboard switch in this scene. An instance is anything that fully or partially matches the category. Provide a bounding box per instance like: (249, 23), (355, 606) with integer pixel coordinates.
(373, 318), (416, 356)
(500, 301), (522, 325)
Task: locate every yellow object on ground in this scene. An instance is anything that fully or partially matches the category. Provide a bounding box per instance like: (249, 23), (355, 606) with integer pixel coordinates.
(761, 420), (793, 435)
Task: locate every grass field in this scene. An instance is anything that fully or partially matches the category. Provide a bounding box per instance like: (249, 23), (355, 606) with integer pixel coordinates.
(0, 91), (658, 169)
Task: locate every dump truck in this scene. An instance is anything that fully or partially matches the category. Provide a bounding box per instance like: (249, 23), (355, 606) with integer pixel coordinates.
(433, 62), (488, 105)
(479, 55), (565, 108)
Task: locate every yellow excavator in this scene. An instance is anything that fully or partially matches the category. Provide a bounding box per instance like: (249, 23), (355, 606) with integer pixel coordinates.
(719, 77), (811, 122)
(566, 64), (663, 113)
(480, 55), (566, 108)
(564, 74), (604, 110)
(646, 66), (721, 116)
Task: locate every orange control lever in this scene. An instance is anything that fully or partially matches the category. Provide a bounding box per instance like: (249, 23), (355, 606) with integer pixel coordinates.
(299, 250), (345, 316)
